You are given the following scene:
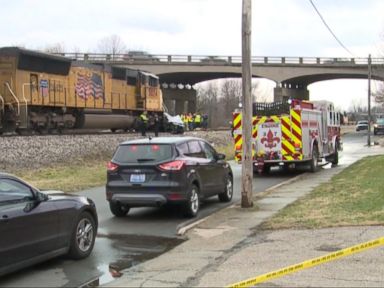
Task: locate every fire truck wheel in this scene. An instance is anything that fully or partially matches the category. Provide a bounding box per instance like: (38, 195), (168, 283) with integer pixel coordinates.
(310, 146), (319, 172)
(331, 149), (339, 166)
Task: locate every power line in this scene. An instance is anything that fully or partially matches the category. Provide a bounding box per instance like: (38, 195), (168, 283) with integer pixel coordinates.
(308, 0), (354, 56)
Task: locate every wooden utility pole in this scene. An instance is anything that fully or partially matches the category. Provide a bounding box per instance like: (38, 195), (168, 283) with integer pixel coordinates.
(241, 0), (253, 207)
(367, 54), (372, 147)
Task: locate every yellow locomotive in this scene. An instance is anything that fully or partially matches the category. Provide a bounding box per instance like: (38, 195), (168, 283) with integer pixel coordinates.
(0, 47), (163, 134)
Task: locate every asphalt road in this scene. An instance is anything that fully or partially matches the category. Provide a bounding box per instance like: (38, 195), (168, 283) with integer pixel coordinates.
(0, 132), (377, 288)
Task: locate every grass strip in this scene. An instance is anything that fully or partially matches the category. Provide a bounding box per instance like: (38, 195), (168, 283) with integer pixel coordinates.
(261, 155), (384, 229)
(15, 143), (234, 193)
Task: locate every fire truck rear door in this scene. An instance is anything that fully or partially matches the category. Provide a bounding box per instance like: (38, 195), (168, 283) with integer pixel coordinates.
(257, 121), (282, 160)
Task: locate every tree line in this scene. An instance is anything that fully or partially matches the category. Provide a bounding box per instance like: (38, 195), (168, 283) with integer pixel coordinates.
(196, 79), (270, 128)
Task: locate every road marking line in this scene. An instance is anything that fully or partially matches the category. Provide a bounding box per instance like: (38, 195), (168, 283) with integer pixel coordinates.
(228, 236), (384, 287)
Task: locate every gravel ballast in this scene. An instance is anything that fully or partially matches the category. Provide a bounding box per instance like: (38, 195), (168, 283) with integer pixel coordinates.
(0, 131), (233, 172)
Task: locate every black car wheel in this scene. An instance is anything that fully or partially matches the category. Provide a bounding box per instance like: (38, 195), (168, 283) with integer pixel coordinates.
(68, 211), (96, 259)
(109, 202), (130, 217)
(218, 175), (233, 202)
(183, 184), (199, 218)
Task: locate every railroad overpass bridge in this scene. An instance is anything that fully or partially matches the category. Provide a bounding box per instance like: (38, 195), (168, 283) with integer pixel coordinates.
(66, 53), (384, 114)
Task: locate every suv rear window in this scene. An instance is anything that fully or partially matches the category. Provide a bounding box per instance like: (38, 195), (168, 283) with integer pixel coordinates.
(113, 144), (173, 163)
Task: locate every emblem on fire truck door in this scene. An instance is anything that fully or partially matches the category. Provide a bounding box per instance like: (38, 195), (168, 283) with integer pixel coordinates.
(261, 129), (281, 149)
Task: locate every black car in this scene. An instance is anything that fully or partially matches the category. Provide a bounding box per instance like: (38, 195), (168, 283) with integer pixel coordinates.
(0, 173), (98, 277)
(374, 118), (384, 135)
(106, 137), (233, 218)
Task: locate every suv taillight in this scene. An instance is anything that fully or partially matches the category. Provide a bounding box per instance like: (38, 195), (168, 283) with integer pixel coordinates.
(107, 161), (119, 172)
(158, 160), (185, 171)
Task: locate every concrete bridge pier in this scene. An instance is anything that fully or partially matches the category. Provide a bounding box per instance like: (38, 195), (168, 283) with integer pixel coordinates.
(161, 89), (196, 115)
(274, 84), (309, 102)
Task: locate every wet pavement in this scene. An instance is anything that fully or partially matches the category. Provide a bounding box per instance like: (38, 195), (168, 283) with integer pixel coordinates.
(82, 235), (185, 287)
(0, 234), (184, 288)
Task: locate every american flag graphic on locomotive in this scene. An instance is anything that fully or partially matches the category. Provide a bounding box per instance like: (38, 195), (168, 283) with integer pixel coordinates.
(75, 73), (104, 100)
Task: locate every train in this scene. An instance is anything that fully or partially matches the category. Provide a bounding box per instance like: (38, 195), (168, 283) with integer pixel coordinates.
(0, 47), (163, 135)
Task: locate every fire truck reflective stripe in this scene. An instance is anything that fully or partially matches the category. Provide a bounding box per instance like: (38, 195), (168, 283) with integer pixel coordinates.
(281, 119), (291, 133)
(291, 128), (301, 142)
(291, 109), (301, 124)
(271, 115), (280, 123)
(235, 135), (242, 145)
(290, 111), (302, 137)
(259, 117), (267, 124)
(281, 114), (302, 160)
(282, 140), (295, 155)
(252, 117), (257, 138)
(291, 115), (301, 128)
(233, 113), (241, 130)
(287, 111), (302, 144)
(234, 112), (243, 163)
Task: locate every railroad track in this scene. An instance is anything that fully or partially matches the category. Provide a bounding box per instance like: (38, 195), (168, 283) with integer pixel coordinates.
(0, 128), (230, 138)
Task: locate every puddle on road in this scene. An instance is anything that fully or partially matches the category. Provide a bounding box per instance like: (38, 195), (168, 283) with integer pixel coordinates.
(82, 234), (185, 287)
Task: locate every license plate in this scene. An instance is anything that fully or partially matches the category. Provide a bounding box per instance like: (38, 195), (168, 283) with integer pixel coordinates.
(130, 174), (145, 183)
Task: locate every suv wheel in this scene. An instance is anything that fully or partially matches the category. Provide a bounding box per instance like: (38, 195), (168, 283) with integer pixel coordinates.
(109, 202), (130, 217)
(218, 175), (233, 202)
(183, 184), (199, 218)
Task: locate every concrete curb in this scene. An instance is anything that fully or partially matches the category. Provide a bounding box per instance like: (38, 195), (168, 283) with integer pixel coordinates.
(176, 172), (307, 236)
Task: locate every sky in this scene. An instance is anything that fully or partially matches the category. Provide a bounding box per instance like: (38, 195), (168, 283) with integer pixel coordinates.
(0, 0), (383, 111)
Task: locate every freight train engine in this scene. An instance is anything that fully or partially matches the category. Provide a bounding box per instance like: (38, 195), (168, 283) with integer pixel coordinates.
(0, 47), (163, 134)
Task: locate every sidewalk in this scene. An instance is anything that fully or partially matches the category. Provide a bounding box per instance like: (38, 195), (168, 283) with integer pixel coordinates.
(105, 144), (384, 287)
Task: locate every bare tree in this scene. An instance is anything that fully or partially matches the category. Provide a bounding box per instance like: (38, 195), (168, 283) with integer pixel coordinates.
(196, 82), (220, 128)
(44, 42), (65, 54)
(252, 80), (271, 102)
(372, 30), (384, 106)
(373, 82), (384, 105)
(97, 34), (127, 58)
(349, 98), (365, 113)
(221, 79), (242, 117)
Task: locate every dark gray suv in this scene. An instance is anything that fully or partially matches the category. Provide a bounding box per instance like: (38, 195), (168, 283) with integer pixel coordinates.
(106, 137), (233, 218)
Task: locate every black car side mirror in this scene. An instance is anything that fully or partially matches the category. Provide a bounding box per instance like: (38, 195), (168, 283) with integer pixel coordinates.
(35, 191), (49, 202)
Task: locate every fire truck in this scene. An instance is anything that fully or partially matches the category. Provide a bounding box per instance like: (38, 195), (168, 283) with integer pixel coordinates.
(232, 99), (342, 173)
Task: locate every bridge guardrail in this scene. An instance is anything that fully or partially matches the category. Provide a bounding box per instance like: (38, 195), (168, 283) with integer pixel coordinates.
(58, 53), (384, 66)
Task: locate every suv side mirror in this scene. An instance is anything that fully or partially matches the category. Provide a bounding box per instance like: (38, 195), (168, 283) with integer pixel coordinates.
(216, 153), (226, 160)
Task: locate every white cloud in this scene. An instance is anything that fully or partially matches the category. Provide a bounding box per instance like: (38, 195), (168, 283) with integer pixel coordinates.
(0, 0), (383, 110)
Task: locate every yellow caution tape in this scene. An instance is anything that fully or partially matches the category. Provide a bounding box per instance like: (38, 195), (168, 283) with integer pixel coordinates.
(228, 236), (384, 287)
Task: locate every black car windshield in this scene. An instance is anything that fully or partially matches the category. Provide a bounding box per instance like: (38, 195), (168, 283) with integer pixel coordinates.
(376, 118), (384, 124)
(113, 144), (173, 163)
